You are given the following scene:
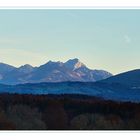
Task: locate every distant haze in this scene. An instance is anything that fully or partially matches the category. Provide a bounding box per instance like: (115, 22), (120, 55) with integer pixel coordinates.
(0, 9), (140, 74)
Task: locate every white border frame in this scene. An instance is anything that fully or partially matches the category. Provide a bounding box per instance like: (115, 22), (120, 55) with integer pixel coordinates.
(0, 4), (140, 140)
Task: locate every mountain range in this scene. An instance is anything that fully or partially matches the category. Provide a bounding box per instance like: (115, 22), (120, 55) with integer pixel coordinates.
(0, 58), (112, 85)
(0, 69), (140, 102)
(0, 61), (140, 102)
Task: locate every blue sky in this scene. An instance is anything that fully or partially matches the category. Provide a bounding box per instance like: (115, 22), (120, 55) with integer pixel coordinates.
(0, 9), (140, 74)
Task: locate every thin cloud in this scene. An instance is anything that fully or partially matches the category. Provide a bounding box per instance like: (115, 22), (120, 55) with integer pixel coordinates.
(124, 35), (131, 44)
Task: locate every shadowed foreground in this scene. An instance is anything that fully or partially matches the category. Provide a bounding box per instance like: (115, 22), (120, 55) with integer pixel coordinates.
(0, 93), (140, 130)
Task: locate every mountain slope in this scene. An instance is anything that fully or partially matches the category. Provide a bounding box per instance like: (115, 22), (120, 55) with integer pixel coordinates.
(0, 58), (112, 85)
(25, 61), (82, 83)
(100, 69), (140, 88)
(64, 58), (85, 71)
(0, 64), (36, 85)
(17, 64), (35, 73)
(1, 81), (140, 102)
(26, 58), (112, 84)
(0, 63), (16, 80)
(74, 66), (112, 82)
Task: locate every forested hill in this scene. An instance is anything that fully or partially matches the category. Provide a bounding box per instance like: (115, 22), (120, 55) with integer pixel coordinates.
(0, 93), (140, 130)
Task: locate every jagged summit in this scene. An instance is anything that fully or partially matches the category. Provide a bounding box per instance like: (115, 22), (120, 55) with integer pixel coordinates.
(0, 63), (16, 74)
(19, 64), (33, 69)
(18, 64), (35, 73)
(64, 58), (85, 70)
(0, 59), (112, 85)
(47, 60), (63, 65)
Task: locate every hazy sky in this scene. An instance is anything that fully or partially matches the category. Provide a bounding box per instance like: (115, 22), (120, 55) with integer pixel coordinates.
(0, 9), (140, 74)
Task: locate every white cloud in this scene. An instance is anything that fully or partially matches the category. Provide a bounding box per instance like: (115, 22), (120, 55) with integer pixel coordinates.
(124, 35), (131, 44)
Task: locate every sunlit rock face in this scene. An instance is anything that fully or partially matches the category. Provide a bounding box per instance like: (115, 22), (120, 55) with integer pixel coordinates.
(0, 59), (112, 85)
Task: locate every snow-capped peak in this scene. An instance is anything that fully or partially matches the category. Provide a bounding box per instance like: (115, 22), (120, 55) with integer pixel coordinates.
(64, 58), (85, 70)
(0, 59), (113, 85)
